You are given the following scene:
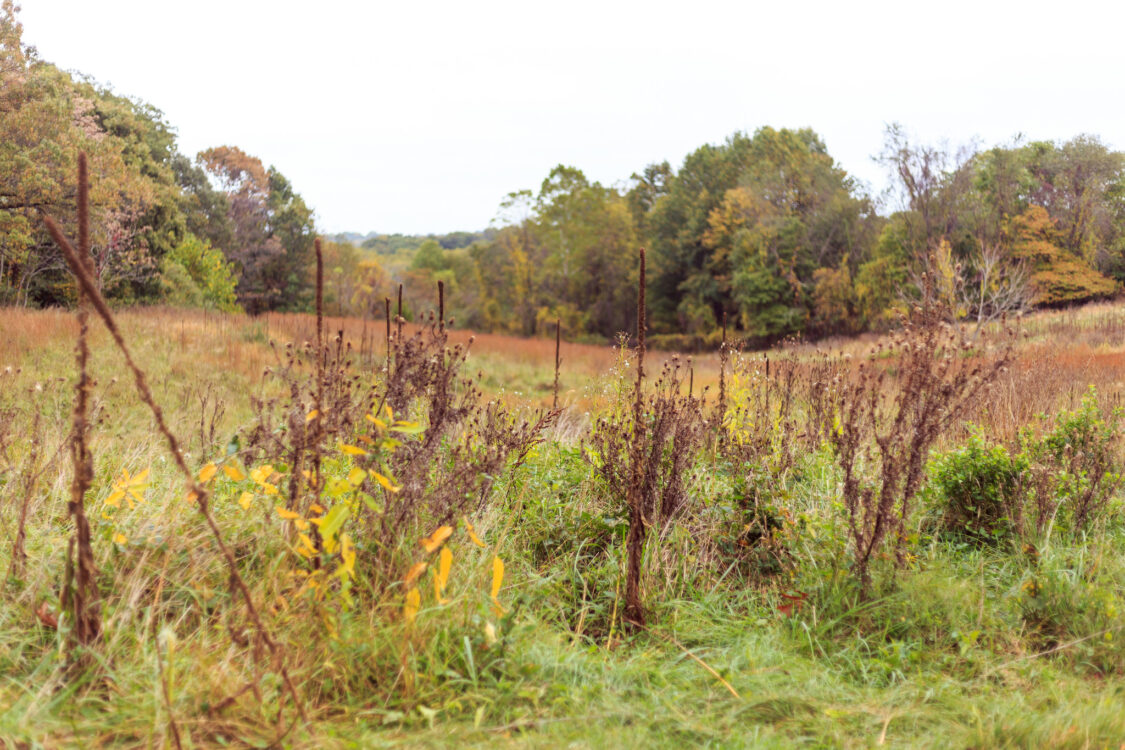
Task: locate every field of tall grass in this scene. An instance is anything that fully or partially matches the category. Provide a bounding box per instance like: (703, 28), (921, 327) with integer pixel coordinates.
(6, 233), (1125, 747)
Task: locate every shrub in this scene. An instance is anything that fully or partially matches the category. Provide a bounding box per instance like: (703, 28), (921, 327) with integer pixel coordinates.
(931, 429), (1028, 543)
(1037, 387), (1124, 532)
(928, 388), (1123, 545)
(160, 233), (241, 312)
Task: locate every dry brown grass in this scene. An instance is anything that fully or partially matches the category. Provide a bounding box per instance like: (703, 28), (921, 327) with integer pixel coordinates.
(5, 302), (1125, 426)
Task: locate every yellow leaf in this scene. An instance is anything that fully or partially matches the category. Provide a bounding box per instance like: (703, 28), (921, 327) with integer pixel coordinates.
(306, 409), (319, 423)
(490, 556), (504, 598)
(238, 491), (254, 510)
(490, 556), (504, 615)
(336, 534), (356, 578)
(113, 532), (127, 545)
(339, 442), (368, 456)
(223, 464), (246, 481)
(276, 507), (301, 521)
(419, 526), (453, 554)
(434, 546), (452, 604)
(403, 561), (428, 586)
(309, 503), (325, 515)
(464, 517), (486, 548)
(198, 463), (218, 483)
(439, 546), (452, 581)
(404, 588), (420, 624)
(261, 482), (279, 496)
(109, 467), (151, 508)
(298, 533), (316, 552)
(347, 467), (367, 485)
(384, 404), (394, 420)
(371, 472), (400, 493)
(366, 413), (388, 429)
(186, 489), (200, 504)
(250, 465), (274, 484)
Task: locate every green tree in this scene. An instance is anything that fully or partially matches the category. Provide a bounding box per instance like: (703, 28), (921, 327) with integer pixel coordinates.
(159, 232), (240, 311)
(1022, 136), (1125, 279)
(410, 239), (447, 272)
(646, 132), (755, 332)
(703, 128), (875, 340)
(534, 165), (638, 338)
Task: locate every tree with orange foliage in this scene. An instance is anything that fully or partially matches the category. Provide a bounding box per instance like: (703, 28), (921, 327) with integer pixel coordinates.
(198, 146), (315, 313)
(1006, 205), (1117, 306)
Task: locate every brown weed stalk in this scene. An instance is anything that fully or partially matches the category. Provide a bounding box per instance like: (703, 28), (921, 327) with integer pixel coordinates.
(829, 304), (1014, 595)
(624, 247), (648, 627)
(716, 312), (728, 434)
(553, 318), (562, 410)
(589, 352), (708, 630)
(57, 152), (101, 663)
(356, 283), (559, 586)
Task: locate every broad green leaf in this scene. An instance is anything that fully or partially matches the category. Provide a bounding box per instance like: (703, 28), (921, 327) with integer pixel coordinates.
(319, 503), (350, 549)
(391, 421), (425, 435)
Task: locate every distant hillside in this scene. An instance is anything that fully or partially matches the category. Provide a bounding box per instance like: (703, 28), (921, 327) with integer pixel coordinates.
(326, 230), (497, 256)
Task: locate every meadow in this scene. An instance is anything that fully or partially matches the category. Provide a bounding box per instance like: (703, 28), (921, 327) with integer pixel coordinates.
(5, 282), (1125, 747)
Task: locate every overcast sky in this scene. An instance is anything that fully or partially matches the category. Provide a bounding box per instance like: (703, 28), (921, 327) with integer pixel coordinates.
(19, 0), (1125, 235)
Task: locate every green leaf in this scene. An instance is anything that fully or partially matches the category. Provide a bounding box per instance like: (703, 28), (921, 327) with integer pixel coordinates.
(319, 502), (350, 548)
(325, 477), (352, 498)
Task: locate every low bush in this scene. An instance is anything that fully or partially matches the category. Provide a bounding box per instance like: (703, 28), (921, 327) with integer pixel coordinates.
(931, 429), (1028, 543)
(929, 387), (1124, 545)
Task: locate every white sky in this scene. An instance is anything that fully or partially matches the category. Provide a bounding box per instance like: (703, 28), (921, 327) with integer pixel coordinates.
(19, 0), (1125, 235)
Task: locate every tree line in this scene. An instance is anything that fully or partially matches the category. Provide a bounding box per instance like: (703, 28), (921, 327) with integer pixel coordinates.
(4, 1), (1123, 346)
(369, 125), (1123, 347)
(1, 2), (314, 313)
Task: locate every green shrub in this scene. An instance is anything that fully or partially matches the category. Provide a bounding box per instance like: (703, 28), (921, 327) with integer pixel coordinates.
(930, 429), (1028, 543)
(160, 233), (241, 312)
(157, 256), (205, 308)
(1035, 386), (1124, 532)
(930, 388), (1123, 546)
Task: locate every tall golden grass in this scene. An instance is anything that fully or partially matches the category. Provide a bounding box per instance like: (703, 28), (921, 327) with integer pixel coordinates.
(4, 302), (1125, 427)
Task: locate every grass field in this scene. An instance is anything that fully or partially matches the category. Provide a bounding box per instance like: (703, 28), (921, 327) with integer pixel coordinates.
(4, 303), (1125, 748)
